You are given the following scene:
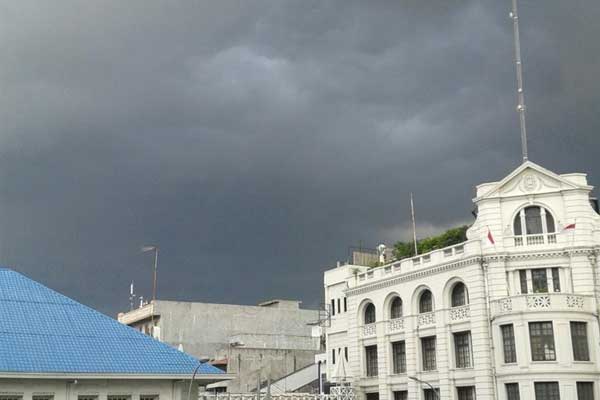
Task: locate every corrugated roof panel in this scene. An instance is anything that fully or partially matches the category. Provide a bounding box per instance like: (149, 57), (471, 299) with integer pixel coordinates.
(0, 268), (223, 375)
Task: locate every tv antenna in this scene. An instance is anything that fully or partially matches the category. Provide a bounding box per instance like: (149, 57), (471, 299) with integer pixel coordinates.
(510, 0), (529, 162)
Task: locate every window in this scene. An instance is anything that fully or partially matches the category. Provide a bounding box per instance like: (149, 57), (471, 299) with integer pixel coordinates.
(364, 303), (376, 324)
(0, 397), (24, 400)
(344, 297), (347, 312)
(552, 268), (561, 292)
(332, 349), (336, 364)
(107, 397), (130, 400)
(519, 270), (528, 294)
(421, 336), (437, 371)
(451, 282), (468, 307)
(140, 397), (159, 400)
(392, 340), (406, 373)
(365, 345), (378, 377)
(344, 347), (348, 361)
(571, 322), (590, 361)
(457, 386), (475, 400)
(419, 290), (433, 313)
(393, 392), (407, 400)
(424, 389), (440, 400)
(506, 383), (520, 400)
(331, 299), (336, 316)
(337, 298), (341, 314)
(514, 206), (556, 235)
(390, 297), (403, 319)
(577, 382), (594, 400)
(78, 397), (98, 400)
(532, 269), (548, 293)
(534, 382), (560, 400)
(454, 331), (472, 368)
(501, 324), (517, 363)
(33, 397), (54, 400)
(530, 322), (556, 361)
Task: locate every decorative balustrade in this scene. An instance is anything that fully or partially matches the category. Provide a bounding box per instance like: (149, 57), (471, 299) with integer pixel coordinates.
(513, 233), (557, 247)
(491, 293), (594, 317)
(388, 317), (405, 333)
(449, 305), (470, 322)
(362, 323), (376, 337)
(417, 312), (436, 327)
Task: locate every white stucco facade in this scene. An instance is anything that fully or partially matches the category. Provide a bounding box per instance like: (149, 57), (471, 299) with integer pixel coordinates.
(324, 162), (600, 400)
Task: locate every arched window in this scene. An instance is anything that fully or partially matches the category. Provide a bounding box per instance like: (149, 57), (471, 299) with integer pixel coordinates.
(513, 206), (556, 235)
(364, 303), (376, 324)
(419, 290), (433, 313)
(390, 297), (403, 319)
(451, 282), (469, 307)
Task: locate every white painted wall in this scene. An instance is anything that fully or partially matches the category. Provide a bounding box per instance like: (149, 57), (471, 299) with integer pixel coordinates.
(0, 379), (196, 400)
(324, 162), (600, 400)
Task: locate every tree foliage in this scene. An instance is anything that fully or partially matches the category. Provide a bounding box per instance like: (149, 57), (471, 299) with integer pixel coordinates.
(392, 225), (469, 260)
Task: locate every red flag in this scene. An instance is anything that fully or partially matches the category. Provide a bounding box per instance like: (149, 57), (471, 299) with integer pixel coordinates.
(563, 223), (576, 231)
(487, 229), (495, 245)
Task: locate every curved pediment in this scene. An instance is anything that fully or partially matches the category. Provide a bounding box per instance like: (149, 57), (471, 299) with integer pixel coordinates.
(475, 161), (591, 201)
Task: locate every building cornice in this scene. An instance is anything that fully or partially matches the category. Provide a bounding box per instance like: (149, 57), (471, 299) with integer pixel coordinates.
(345, 256), (482, 296)
(484, 247), (597, 262)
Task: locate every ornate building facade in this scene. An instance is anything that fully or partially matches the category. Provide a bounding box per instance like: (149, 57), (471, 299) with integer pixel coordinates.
(323, 161), (600, 400)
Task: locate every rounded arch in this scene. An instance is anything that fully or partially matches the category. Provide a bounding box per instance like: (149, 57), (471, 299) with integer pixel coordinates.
(412, 285), (434, 314)
(511, 203), (557, 235)
(383, 292), (403, 320)
(443, 277), (470, 308)
(451, 282), (469, 307)
(357, 298), (376, 325)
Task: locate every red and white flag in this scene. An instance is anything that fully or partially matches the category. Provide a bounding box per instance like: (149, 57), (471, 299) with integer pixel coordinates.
(563, 223), (576, 231)
(487, 228), (495, 245)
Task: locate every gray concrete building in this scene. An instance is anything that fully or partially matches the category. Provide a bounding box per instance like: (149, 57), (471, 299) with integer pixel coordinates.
(118, 299), (321, 393)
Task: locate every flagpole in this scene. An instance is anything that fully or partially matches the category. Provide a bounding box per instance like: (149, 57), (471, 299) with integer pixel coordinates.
(410, 193), (418, 255)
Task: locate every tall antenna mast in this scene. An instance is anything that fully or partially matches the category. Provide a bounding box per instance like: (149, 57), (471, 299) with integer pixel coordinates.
(410, 193), (418, 256)
(510, 0), (529, 162)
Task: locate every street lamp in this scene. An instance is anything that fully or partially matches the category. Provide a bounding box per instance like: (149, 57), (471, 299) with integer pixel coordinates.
(408, 376), (439, 400)
(142, 245), (159, 332)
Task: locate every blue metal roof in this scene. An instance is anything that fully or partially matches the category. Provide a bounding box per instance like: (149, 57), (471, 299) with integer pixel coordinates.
(0, 268), (224, 376)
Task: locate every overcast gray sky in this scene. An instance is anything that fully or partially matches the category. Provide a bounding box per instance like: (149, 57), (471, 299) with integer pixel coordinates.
(2, 1), (599, 315)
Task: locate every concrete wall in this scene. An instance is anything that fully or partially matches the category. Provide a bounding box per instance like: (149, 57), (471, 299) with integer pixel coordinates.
(122, 300), (321, 393)
(0, 379), (195, 400)
(151, 301), (319, 359)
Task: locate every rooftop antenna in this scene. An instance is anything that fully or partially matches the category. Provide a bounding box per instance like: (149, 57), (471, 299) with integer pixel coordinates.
(410, 193), (418, 256)
(510, 0), (529, 162)
(129, 281), (136, 311)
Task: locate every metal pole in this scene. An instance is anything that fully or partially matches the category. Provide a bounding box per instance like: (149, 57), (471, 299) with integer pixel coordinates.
(408, 376), (439, 400)
(152, 246), (159, 304)
(188, 363), (203, 400)
(510, 0), (529, 162)
(410, 193), (418, 255)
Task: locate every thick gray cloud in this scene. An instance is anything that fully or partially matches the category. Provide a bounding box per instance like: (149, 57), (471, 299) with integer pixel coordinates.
(1, 0), (598, 315)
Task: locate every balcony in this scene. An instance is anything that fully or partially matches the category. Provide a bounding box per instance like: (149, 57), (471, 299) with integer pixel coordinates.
(449, 305), (470, 323)
(388, 317), (405, 333)
(417, 312), (436, 327)
(512, 233), (557, 247)
(490, 293), (596, 318)
(362, 323), (376, 338)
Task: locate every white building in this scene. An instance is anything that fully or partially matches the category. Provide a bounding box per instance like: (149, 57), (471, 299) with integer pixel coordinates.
(323, 161), (600, 400)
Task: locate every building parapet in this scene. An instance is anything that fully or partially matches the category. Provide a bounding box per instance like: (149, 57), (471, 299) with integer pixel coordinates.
(117, 303), (155, 325)
(490, 293), (596, 318)
(354, 240), (480, 287)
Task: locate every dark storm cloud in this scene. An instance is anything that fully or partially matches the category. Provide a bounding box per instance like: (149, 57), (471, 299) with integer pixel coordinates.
(1, 0), (599, 315)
